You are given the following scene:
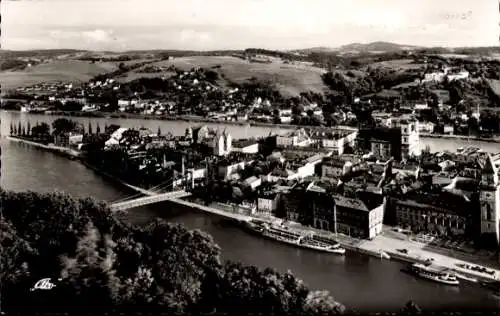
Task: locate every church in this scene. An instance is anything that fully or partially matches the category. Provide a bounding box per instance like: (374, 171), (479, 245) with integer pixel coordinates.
(185, 125), (232, 156)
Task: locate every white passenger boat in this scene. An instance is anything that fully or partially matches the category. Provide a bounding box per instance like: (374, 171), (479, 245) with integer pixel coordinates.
(20, 105), (48, 113)
(407, 263), (460, 286)
(244, 220), (346, 255)
(298, 236), (346, 254)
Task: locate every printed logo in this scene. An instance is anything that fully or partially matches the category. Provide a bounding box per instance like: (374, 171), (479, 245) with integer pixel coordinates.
(30, 278), (62, 291)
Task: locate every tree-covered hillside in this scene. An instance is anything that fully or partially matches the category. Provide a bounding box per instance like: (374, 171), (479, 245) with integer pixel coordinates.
(0, 190), (346, 314)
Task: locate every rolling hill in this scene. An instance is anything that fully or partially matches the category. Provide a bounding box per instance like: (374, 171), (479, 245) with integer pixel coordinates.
(293, 42), (421, 55)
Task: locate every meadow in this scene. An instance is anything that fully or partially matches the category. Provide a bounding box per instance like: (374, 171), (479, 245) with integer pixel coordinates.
(0, 60), (118, 91)
(365, 59), (425, 70)
(121, 56), (330, 97)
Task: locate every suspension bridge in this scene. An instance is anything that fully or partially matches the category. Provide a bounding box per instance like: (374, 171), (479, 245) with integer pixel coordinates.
(108, 175), (192, 212)
(107, 174), (255, 222)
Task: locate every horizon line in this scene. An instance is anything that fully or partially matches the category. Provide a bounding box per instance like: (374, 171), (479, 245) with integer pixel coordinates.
(2, 43), (498, 53)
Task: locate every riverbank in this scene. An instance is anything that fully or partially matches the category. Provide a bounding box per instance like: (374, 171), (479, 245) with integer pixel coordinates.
(165, 194), (500, 284)
(420, 133), (500, 144)
(19, 110), (500, 143)
(284, 221), (500, 283)
(6, 136), (81, 159)
(5, 135), (153, 197)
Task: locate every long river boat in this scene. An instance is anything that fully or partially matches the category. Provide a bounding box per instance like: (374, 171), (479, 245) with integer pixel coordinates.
(405, 263), (460, 286)
(244, 219), (346, 255)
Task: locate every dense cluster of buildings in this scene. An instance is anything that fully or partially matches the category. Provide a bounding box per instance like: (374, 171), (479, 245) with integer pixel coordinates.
(81, 121), (500, 246)
(421, 66), (470, 84)
(12, 113), (500, 247)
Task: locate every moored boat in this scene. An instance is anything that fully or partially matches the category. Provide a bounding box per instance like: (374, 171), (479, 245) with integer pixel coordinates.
(243, 220), (346, 255)
(20, 105), (48, 114)
(298, 236), (346, 254)
(406, 263), (460, 286)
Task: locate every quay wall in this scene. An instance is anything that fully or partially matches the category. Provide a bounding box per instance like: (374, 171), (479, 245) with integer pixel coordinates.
(6, 136), (81, 159)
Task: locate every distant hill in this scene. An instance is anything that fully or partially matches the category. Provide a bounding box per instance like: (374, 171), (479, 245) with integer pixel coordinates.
(336, 41), (420, 53)
(292, 42), (421, 56)
(291, 47), (338, 54)
(0, 49), (88, 58)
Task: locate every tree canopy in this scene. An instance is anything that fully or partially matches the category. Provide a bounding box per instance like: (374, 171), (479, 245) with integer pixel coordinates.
(0, 189), (346, 314)
(51, 118), (79, 135)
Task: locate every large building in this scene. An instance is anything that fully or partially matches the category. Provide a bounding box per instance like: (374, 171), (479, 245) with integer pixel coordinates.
(358, 118), (420, 161)
(188, 125), (232, 156)
(276, 128), (311, 148)
(333, 194), (385, 240)
(390, 189), (474, 236)
(281, 182), (385, 240)
(388, 154), (500, 245)
(479, 155), (500, 245)
(276, 127), (358, 155)
(307, 127), (358, 155)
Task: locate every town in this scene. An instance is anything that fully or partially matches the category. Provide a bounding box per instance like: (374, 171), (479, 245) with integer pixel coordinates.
(4, 47), (500, 304)
(6, 0), (500, 313)
(8, 114), (500, 257)
(3, 51), (500, 140)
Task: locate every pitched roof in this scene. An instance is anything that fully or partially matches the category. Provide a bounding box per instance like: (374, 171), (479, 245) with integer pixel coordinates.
(481, 154), (496, 173)
(333, 195), (369, 212)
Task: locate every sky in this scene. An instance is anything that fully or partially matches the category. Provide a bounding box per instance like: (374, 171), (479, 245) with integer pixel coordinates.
(1, 0), (498, 51)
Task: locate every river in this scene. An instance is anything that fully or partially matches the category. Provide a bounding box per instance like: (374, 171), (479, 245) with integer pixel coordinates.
(2, 110), (500, 153)
(1, 111), (500, 312)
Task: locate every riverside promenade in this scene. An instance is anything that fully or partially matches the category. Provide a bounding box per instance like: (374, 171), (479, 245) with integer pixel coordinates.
(283, 221), (500, 283)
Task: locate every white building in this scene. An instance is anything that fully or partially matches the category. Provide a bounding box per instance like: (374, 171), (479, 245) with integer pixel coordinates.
(212, 129), (232, 156)
(105, 127), (129, 148)
(243, 176), (262, 190)
(218, 159), (254, 180)
(231, 139), (259, 154)
(417, 122), (435, 133)
(399, 120), (421, 160)
(276, 128), (311, 148)
(257, 192), (280, 216)
(446, 70), (470, 82)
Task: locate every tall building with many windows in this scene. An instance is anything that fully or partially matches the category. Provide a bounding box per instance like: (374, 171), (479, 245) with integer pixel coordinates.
(479, 154), (500, 245)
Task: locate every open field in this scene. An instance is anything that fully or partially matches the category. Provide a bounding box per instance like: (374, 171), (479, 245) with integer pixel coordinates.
(366, 59), (425, 70)
(0, 60), (118, 91)
(121, 56), (330, 97)
(1, 55), (331, 97)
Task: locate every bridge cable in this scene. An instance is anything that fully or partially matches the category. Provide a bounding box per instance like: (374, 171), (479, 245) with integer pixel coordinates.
(110, 173), (182, 204)
(110, 176), (178, 203)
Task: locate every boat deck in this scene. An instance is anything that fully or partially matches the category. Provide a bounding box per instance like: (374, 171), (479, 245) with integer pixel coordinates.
(416, 263), (451, 274)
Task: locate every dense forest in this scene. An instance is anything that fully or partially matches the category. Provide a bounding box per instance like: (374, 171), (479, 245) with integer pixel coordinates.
(0, 190), (348, 314)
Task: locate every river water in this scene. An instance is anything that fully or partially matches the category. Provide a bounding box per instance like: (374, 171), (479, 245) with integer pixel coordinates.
(1, 110), (500, 312)
(2, 110), (500, 153)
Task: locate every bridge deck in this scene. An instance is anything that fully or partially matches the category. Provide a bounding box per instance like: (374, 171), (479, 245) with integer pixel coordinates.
(110, 188), (269, 224)
(110, 190), (191, 211)
(169, 198), (252, 222)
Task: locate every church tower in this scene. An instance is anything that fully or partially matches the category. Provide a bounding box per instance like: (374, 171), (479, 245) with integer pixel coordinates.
(479, 154), (500, 245)
(212, 129), (225, 156)
(223, 129), (232, 155)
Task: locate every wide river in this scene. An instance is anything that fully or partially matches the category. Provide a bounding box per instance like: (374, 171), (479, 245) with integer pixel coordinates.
(1, 110), (500, 312)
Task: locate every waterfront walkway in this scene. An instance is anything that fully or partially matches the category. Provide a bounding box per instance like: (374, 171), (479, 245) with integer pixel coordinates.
(280, 221), (500, 282)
